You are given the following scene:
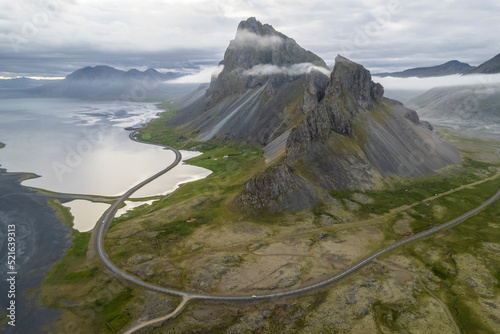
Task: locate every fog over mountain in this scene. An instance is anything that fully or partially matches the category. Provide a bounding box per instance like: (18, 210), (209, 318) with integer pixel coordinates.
(0, 66), (195, 100)
(2, 1), (499, 78)
(167, 18), (461, 213)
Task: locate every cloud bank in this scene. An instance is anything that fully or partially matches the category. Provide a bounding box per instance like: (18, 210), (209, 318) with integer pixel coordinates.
(233, 29), (283, 48)
(169, 65), (224, 84)
(1, 0), (500, 77)
(373, 73), (500, 91)
(243, 63), (330, 77)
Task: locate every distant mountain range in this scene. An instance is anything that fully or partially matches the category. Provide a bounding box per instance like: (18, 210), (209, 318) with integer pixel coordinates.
(375, 60), (473, 78)
(0, 77), (56, 90)
(0, 66), (190, 100)
(30, 66), (187, 99)
(407, 84), (500, 135)
(375, 53), (500, 78)
(168, 17), (461, 213)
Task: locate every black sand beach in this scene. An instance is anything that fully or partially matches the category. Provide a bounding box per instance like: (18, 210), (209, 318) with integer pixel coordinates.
(0, 170), (72, 334)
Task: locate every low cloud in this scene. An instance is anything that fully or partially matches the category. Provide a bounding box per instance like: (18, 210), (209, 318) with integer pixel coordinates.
(168, 65), (224, 84)
(373, 73), (500, 91)
(233, 29), (283, 48)
(243, 63), (330, 77)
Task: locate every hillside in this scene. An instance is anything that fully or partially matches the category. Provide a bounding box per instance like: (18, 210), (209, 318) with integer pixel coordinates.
(234, 56), (461, 212)
(408, 84), (500, 134)
(466, 53), (500, 74)
(375, 60), (473, 78)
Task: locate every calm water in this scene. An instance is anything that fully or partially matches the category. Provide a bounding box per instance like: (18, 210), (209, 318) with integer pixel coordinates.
(0, 98), (211, 197)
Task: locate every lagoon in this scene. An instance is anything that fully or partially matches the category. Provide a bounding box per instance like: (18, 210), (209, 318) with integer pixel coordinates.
(0, 98), (211, 197)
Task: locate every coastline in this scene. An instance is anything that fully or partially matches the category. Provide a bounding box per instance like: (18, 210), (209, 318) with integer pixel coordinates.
(0, 170), (72, 334)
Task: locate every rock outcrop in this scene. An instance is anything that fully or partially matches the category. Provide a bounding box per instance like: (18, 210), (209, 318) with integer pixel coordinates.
(165, 18), (462, 214)
(234, 56), (461, 213)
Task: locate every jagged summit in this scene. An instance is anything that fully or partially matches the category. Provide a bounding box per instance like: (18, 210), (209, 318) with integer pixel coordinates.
(234, 56), (461, 213)
(330, 55), (384, 110)
(168, 17), (330, 145)
(210, 17), (328, 101)
(236, 17), (278, 37)
(168, 19), (461, 214)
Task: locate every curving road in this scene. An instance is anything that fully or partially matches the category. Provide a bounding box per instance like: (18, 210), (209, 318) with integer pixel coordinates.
(97, 132), (500, 303)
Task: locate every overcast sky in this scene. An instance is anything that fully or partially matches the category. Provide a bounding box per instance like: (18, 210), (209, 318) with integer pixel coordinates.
(2, 0), (500, 79)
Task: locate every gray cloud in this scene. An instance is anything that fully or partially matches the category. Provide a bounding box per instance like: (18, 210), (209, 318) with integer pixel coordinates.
(1, 0), (499, 77)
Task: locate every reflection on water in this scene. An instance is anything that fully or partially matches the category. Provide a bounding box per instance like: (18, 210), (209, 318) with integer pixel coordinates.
(0, 98), (212, 230)
(133, 150), (212, 198)
(115, 200), (157, 218)
(0, 98), (211, 197)
(62, 200), (111, 232)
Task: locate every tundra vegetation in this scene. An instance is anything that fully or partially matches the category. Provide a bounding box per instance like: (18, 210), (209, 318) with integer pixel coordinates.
(37, 106), (500, 333)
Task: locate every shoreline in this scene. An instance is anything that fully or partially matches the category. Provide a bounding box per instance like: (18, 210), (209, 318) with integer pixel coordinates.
(0, 170), (73, 334)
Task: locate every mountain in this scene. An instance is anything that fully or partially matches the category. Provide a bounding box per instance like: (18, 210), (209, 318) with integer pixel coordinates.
(0, 77), (56, 90)
(167, 17), (330, 145)
(465, 53), (500, 74)
(26, 66), (188, 100)
(166, 17), (461, 213)
(233, 55), (461, 212)
(407, 84), (500, 134)
(375, 60), (473, 78)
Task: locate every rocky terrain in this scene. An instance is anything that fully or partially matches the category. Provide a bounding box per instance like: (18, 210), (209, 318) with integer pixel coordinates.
(167, 17), (330, 145)
(234, 56), (461, 213)
(165, 18), (462, 213)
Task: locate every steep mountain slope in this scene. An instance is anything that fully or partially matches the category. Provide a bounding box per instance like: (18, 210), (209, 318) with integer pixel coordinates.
(28, 66), (187, 99)
(375, 60), (473, 78)
(234, 56), (461, 213)
(167, 17), (330, 145)
(466, 53), (500, 74)
(407, 84), (500, 134)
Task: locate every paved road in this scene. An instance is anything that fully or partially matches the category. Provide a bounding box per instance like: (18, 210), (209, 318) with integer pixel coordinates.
(97, 132), (500, 302)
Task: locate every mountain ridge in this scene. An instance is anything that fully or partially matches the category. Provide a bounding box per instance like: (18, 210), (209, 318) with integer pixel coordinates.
(0, 65), (191, 100)
(165, 18), (461, 213)
(167, 17), (330, 145)
(375, 60), (473, 78)
(233, 56), (461, 213)
(465, 53), (500, 74)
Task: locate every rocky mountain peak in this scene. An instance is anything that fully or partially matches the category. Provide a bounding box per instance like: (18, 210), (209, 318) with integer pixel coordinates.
(207, 17), (328, 108)
(235, 17), (278, 37)
(329, 55), (384, 110)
